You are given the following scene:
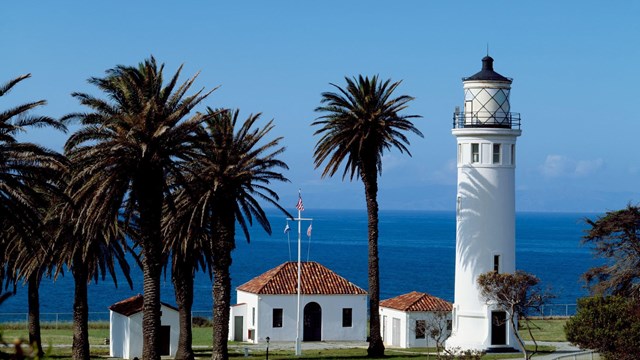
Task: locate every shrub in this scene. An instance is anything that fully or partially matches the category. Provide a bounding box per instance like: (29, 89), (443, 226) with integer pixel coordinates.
(565, 296), (640, 360)
(192, 317), (212, 327)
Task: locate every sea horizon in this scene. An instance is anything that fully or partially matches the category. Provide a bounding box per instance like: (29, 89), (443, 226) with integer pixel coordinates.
(0, 209), (602, 321)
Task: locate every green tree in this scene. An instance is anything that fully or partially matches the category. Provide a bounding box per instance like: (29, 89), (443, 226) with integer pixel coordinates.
(312, 75), (422, 357)
(63, 57), (214, 360)
(0, 74), (67, 357)
(582, 205), (640, 298)
(167, 109), (289, 360)
(477, 270), (550, 360)
(565, 296), (640, 360)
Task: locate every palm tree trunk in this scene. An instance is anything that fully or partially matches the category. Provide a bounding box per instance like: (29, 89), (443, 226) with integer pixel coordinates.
(211, 208), (235, 360)
(141, 252), (163, 360)
(28, 272), (44, 357)
(71, 261), (90, 360)
(135, 170), (164, 360)
(173, 255), (195, 360)
(361, 160), (385, 358)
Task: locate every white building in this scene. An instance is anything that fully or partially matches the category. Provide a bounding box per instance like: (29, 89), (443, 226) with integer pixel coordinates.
(445, 56), (521, 352)
(380, 291), (452, 348)
(229, 261), (367, 344)
(109, 294), (180, 359)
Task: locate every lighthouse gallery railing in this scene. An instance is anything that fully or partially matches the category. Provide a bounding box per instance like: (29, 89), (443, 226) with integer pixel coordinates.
(453, 111), (521, 130)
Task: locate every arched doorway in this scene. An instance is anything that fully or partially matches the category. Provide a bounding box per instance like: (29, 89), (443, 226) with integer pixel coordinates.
(303, 302), (322, 341)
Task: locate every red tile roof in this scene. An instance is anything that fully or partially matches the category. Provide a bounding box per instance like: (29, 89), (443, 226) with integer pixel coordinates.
(237, 261), (366, 295)
(380, 291), (452, 312)
(109, 294), (178, 316)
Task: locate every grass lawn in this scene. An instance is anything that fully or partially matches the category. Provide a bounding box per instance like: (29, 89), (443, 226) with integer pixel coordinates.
(520, 318), (568, 342)
(0, 319), (565, 359)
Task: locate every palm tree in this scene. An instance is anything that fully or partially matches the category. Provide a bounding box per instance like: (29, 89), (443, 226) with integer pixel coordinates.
(162, 194), (211, 360)
(170, 108), (289, 360)
(63, 57), (214, 360)
(3, 222), (48, 358)
(0, 74), (67, 356)
(312, 75), (422, 357)
(0, 73), (66, 255)
(43, 167), (134, 360)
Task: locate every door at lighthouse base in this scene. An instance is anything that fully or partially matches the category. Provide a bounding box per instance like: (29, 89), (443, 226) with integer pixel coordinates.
(491, 311), (507, 346)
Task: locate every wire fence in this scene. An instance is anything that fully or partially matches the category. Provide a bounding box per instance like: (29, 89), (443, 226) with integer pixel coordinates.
(552, 351), (600, 360)
(0, 310), (214, 329)
(0, 304), (578, 328)
(535, 304), (578, 317)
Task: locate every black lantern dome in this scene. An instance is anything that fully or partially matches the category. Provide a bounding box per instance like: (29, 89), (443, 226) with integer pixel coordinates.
(463, 56), (512, 83)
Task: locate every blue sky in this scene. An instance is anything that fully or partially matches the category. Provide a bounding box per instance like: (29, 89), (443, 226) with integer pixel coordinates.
(3, 1), (639, 212)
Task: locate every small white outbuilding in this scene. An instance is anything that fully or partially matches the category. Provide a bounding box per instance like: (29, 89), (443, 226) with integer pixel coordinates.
(380, 291), (452, 348)
(109, 294), (180, 359)
(229, 261), (367, 344)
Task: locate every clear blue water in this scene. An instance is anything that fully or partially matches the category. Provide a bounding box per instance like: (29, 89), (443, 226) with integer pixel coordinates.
(0, 210), (601, 320)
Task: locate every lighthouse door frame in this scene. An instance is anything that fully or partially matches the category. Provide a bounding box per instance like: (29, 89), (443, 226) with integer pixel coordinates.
(490, 311), (507, 345)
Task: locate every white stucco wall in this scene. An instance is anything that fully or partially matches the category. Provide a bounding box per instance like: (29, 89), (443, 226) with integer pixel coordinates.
(109, 311), (127, 358)
(231, 291), (366, 344)
(452, 131), (519, 310)
(380, 308), (451, 349)
(406, 312), (451, 348)
(447, 75), (521, 352)
(161, 305), (180, 357)
(447, 128), (521, 351)
(231, 291), (260, 343)
(109, 305), (179, 359)
(380, 307), (407, 348)
(229, 303), (248, 341)
(127, 312), (143, 359)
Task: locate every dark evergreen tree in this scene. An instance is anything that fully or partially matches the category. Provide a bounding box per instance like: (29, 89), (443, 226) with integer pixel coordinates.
(583, 205), (640, 298)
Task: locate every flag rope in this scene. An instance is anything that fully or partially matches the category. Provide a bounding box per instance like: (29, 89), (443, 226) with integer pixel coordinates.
(285, 220), (292, 261)
(306, 221), (313, 262)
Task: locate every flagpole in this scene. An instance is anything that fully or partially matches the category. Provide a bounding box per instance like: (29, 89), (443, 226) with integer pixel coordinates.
(296, 204), (302, 356)
(287, 190), (311, 356)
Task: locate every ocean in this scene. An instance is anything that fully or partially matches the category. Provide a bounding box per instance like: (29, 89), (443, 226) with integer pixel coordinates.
(0, 210), (602, 321)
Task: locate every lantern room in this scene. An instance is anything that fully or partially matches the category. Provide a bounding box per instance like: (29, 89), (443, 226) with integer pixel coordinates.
(453, 56), (520, 129)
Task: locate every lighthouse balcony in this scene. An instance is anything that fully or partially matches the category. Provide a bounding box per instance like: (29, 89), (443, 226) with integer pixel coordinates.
(453, 111), (521, 130)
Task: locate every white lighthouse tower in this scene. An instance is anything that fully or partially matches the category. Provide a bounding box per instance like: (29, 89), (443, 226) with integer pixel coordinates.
(445, 56), (521, 352)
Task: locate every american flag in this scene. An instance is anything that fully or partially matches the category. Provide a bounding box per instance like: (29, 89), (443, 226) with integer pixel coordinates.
(296, 194), (304, 211)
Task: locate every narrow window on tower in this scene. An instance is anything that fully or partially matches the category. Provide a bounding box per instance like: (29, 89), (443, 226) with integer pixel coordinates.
(493, 143), (501, 164)
(493, 254), (501, 273)
(511, 144), (516, 165)
(471, 143), (480, 163)
(458, 143), (462, 164)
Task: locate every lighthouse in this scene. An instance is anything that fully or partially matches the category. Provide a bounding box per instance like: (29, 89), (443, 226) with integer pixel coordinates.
(445, 56), (521, 352)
